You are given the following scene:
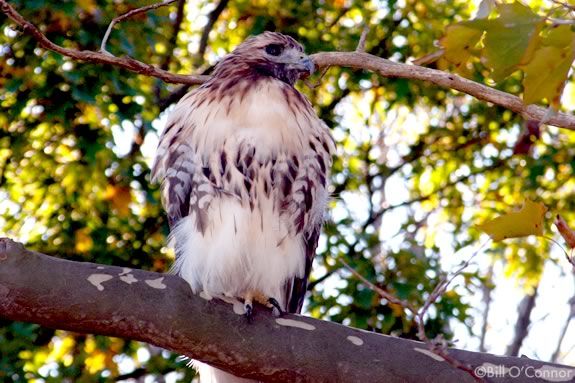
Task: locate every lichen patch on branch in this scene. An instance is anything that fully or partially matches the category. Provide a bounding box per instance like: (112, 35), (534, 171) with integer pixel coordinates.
(414, 347), (446, 362)
(275, 318), (316, 331)
(219, 295), (247, 315)
(119, 273), (138, 284)
(87, 274), (114, 291)
(346, 335), (364, 346)
(117, 268), (138, 284)
(145, 277), (167, 289)
(119, 268), (133, 276)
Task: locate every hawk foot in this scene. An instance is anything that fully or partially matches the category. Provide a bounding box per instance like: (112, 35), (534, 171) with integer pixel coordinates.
(241, 291), (285, 321)
(244, 301), (254, 323)
(267, 297), (285, 317)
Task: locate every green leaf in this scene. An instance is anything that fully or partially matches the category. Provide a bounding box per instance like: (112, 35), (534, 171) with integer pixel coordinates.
(482, 2), (544, 81)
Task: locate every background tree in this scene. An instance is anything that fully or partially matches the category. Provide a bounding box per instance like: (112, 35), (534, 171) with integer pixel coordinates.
(1, 0), (575, 381)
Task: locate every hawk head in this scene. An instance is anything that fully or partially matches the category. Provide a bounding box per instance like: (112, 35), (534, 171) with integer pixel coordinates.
(212, 32), (315, 86)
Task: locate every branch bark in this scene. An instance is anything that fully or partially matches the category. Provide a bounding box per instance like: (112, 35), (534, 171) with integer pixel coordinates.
(3, 0), (575, 130)
(0, 238), (573, 382)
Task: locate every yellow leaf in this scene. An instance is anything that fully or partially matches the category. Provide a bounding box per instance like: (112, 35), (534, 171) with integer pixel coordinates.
(48, 336), (75, 362)
(521, 45), (575, 106)
(85, 351), (106, 374)
(75, 228), (93, 253)
(440, 23), (483, 73)
(544, 25), (575, 48)
(104, 184), (132, 217)
(389, 302), (404, 317)
(77, 0), (97, 13)
(477, 200), (547, 241)
(520, 25), (575, 106)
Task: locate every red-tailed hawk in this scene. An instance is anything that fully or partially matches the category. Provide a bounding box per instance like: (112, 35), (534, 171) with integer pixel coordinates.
(152, 32), (334, 381)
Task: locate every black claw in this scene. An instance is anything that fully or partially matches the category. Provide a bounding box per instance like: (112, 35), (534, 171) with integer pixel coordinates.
(268, 297), (284, 316)
(245, 303), (253, 323)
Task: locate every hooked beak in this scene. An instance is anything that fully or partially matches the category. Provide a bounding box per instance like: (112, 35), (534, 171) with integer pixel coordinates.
(283, 49), (315, 77)
(299, 56), (315, 75)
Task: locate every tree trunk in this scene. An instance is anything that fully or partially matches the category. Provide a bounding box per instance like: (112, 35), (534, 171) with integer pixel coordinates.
(506, 286), (538, 357)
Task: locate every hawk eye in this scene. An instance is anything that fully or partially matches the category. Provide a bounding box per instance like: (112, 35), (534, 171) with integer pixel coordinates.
(265, 44), (283, 56)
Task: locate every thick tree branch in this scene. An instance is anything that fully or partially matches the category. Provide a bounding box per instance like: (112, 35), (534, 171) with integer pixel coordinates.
(3, 0), (575, 130)
(1, 238), (574, 382)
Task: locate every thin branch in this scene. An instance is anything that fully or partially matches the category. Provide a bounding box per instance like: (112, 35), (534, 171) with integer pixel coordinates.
(197, 0), (230, 59)
(311, 52), (575, 130)
(362, 159), (507, 232)
(4, 1), (575, 130)
(547, 18), (575, 25)
(100, 0), (178, 54)
(551, 294), (575, 363)
(506, 285), (539, 357)
(340, 246), (486, 382)
(479, 261), (495, 353)
(160, 0), (186, 72)
(115, 368), (147, 381)
(154, 0), (187, 105)
(339, 259), (417, 313)
(412, 49), (445, 66)
(327, 6), (351, 29)
(307, 270), (335, 291)
(356, 24), (370, 53)
(0, 0), (208, 85)
(409, 240), (489, 380)
(421, 244), (484, 318)
(550, 0), (575, 12)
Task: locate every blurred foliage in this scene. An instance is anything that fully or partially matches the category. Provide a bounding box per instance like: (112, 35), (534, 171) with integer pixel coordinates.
(1, 0), (575, 381)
